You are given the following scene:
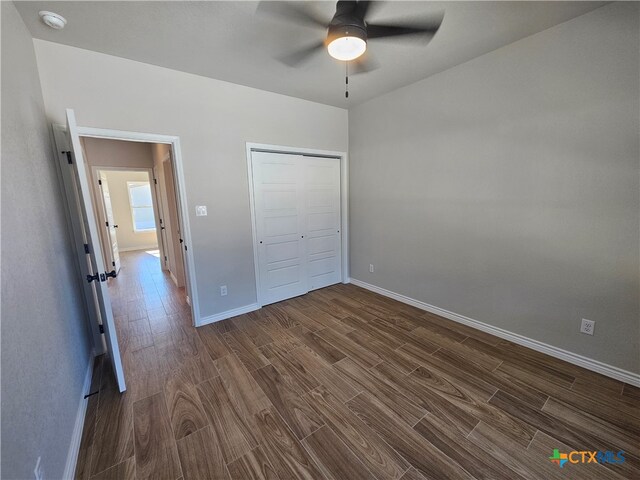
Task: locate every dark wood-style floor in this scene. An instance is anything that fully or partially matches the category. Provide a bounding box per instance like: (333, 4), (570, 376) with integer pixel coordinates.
(75, 250), (639, 480)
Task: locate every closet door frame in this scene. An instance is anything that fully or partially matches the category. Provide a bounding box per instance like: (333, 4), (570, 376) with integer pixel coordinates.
(246, 142), (349, 308)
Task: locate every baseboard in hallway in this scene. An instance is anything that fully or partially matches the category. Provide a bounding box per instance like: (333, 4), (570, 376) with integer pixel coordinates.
(118, 245), (159, 252)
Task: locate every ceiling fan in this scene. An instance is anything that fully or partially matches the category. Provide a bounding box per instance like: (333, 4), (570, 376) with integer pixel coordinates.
(258, 1), (444, 76)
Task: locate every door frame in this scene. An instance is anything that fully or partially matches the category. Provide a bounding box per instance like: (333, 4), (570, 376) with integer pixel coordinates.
(56, 125), (200, 326)
(245, 142), (349, 308)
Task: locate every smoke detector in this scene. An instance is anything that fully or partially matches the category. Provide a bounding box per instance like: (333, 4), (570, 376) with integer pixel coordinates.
(39, 11), (67, 30)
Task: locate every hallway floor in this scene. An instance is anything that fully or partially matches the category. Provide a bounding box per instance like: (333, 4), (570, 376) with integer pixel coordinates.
(75, 250), (639, 480)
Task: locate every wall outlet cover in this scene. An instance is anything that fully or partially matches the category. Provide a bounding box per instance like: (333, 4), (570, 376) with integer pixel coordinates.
(220, 285), (227, 296)
(369, 264), (374, 273)
(580, 318), (595, 335)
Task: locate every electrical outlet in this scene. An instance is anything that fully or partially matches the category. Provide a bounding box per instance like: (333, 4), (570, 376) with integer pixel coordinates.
(220, 285), (227, 296)
(369, 264), (374, 273)
(580, 318), (595, 335)
(34, 457), (43, 480)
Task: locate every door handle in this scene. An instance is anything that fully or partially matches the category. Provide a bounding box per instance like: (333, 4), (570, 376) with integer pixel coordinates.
(86, 273), (99, 283)
(105, 270), (117, 279)
(160, 226), (165, 230)
(113, 224), (118, 228)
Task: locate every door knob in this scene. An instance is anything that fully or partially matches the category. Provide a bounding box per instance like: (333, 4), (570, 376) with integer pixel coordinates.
(113, 224), (119, 228)
(86, 273), (99, 283)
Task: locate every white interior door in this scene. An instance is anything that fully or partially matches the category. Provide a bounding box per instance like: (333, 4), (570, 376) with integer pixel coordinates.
(252, 152), (308, 305)
(66, 109), (126, 392)
(98, 171), (121, 274)
(304, 157), (342, 290)
(152, 167), (170, 271)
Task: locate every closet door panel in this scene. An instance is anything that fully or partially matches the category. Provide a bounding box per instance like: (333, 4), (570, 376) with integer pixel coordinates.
(304, 158), (342, 291)
(252, 152), (308, 305)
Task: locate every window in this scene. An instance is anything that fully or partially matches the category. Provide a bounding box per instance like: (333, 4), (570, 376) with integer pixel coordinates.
(127, 181), (156, 232)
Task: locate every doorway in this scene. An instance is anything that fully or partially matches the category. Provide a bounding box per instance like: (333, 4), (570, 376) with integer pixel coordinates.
(91, 167), (160, 275)
(52, 110), (198, 392)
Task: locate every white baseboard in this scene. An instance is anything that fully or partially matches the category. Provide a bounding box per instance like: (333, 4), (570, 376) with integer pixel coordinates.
(63, 351), (95, 479)
(350, 278), (640, 387)
(118, 245), (159, 252)
(198, 303), (260, 327)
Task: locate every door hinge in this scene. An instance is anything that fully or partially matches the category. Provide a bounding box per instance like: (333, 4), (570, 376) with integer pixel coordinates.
(64, 151), (72, 164)
(98, 179), (102, 185)
(86, 273), (100, 283)
(84, 244), (90, 254)
(112, 261), (116, 267)
(105, 221), (109, 227)
(153, 178), (158, 185)
(98, 324), (105, 334)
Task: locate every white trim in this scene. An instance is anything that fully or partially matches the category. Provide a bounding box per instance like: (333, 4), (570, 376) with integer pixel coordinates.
(118, 245), (160, 252)
(63, 352), (95, 480)
(169, 271), (179, 287)
(199, 303), (260, 326)
(350, 278), (640, 387)
(245, 142), (349, 309)
(74, 126), (200, 327)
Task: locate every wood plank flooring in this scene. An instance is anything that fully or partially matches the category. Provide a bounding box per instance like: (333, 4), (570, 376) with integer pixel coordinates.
(76, 250), (639, 480)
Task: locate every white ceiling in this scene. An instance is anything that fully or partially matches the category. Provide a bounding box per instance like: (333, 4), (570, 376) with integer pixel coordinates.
(16, 1), (607, 107)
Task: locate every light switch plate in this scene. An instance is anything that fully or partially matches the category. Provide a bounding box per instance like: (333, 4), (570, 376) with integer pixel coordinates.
(195, 205), (207, 216)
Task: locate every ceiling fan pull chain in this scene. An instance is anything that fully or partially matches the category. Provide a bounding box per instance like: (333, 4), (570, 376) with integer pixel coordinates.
(345, 62), (349, 99)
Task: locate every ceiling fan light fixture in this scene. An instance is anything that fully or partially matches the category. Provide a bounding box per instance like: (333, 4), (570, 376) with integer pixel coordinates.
(327, 24), (367, 61)
(328, 36), (367, 61)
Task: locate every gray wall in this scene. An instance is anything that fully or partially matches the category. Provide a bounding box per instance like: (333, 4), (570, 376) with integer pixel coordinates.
(1, 2), (92, 478)
(32, 39), (349, 322)
(349, 2), (639, 373)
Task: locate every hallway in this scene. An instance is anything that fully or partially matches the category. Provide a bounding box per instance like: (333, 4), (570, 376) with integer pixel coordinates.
(76, 249), (198, 479)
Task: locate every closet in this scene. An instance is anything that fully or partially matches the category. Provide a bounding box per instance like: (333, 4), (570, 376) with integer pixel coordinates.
(250, 151), (342, 305)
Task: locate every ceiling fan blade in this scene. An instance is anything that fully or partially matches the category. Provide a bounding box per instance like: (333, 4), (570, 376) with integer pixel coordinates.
(356, 1), (381, 22)
(350, 51), (380, 74)
(367, 15), (443, 40)
(277, 40), (326, 67)
(257, 1), (328, 29)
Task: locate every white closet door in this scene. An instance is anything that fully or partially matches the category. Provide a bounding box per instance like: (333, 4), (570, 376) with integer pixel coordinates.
(304, 157), (342, 290)
(252, 152), (308, 305)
